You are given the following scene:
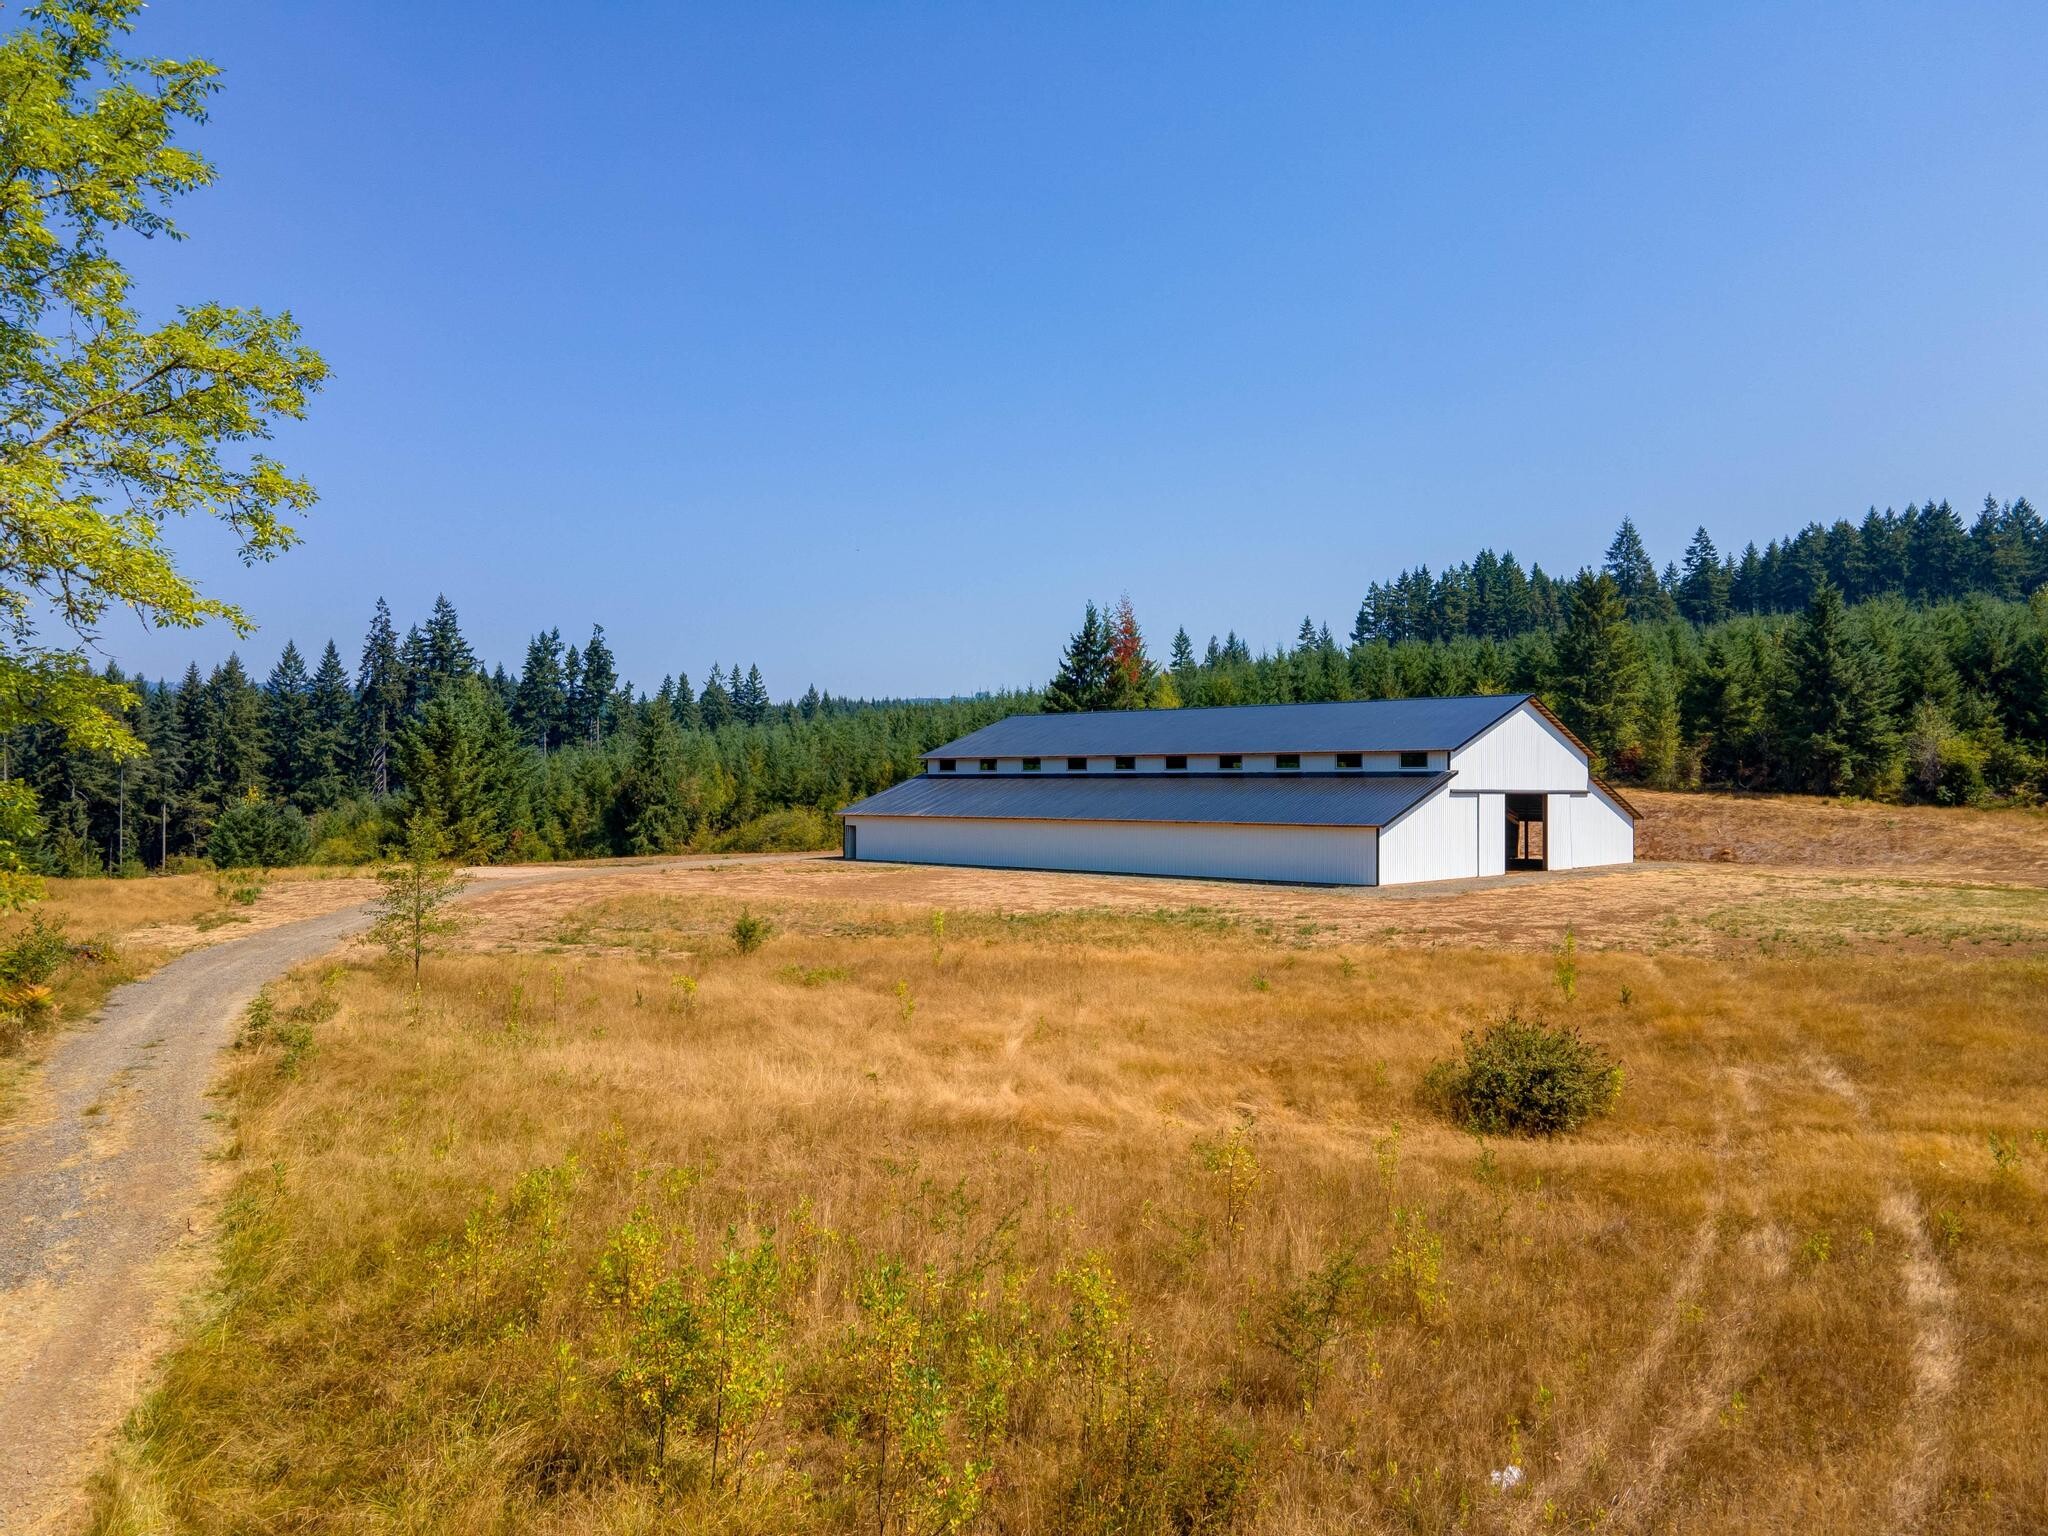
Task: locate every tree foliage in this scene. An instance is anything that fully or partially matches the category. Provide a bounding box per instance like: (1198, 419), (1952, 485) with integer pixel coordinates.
(0, 1), (325, 757)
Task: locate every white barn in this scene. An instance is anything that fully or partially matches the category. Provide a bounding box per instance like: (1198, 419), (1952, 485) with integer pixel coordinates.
(839, 694), (1636, 887)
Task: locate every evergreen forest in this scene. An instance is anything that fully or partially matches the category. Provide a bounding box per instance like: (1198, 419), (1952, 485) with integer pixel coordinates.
(9, 497), (2046, 873)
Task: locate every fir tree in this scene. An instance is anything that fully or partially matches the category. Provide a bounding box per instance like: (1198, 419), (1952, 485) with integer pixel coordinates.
(422, 594), (476, 680)
(355, 599), (408, 797)
(670, 671), (699, 730)
(734, 663), (769, 725)
(576, 625), (618, 743)
(622, 709), (691, 853)
(1677, 527), (1731, 625)
(396, 674), (526, 861)
(1106, 597), (1155, 709)
(1603, 518), (1661, 618)
(263, 642), (314, 801)
(698, 665), (732, 730)
(1779, 580), (1897, 795)
(1551, 573), (1644, 772)
(515, 628), (570, 753)
(303, 642), (356, 809)
(1044, 602), (1114, 712)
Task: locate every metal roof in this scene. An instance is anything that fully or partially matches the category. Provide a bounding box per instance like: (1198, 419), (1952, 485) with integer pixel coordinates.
(921, 694), (1533, 760)
(841, 771), (1452, 829)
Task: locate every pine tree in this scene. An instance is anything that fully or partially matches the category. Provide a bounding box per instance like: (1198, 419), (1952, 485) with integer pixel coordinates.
(1603, 519), (1661, 618)
(208, 656), (268, 804)
(734, 663), (769, 725)
(136, 679), (187, 865)
(670, 671), (699, 730)
(422, 594), (476, 681)
(515, 628), (570, 753)
(396, 675), (526, 860)
(1106, 597), (1156, 709)
(576, 625), (618, 743)
(698, 665), (733, 730)
(1677, 527), (1731, 625)
(303, 642), (356, 809)
(263, 642), (314, 801)
(1551, 573), (1644, 772)
(1044, 602), (1114, 712)
(1779, 579), (1898, 794)
(622, 709), (691, 853)
(355, 599), (407, 797)
(1169, 627), (1195, 674)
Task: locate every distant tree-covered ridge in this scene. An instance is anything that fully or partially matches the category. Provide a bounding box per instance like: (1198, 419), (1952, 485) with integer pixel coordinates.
(8, 495), (2045, 873)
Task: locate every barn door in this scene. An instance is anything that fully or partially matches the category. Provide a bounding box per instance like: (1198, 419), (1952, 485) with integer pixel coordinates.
(843, 822), (857, 860)
(1505, 794), (1546, 870)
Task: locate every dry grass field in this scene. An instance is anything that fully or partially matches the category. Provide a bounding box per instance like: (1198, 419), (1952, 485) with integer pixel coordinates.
(76, 793), (2048, 1534)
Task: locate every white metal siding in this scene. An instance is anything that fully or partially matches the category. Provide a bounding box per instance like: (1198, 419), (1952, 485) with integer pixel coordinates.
(1546, 793), (1577, 869)
(1472, 792), (1507, 876)
(844, 815), (1378, 886)
(1450, 704), (1590, 794)
(1377, 787), (1480, 885)
(1567, 786), (1635, 867)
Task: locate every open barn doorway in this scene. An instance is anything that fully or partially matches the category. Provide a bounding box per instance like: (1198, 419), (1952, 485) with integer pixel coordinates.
(1505, 794), (1546, 870)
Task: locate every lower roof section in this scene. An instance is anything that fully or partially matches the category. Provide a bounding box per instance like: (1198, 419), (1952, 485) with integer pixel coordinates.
(840, 770), (1451, 829)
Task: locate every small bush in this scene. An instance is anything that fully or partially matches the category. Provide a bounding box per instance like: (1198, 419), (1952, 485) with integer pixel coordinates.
(730, 909), (772, 955)
(713, 806), (836, 853)
(308, 796), (399, 864)
(209, 798), (311, 869)
(1423, 1009), (1621, 1137)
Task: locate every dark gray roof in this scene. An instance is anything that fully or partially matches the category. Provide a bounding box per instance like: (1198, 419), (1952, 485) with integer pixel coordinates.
(922, 694), (1532, 760)
(842, 771), (1451, 829)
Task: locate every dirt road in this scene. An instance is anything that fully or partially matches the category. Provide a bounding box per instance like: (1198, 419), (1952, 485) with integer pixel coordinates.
(0, 853), (827, 1536)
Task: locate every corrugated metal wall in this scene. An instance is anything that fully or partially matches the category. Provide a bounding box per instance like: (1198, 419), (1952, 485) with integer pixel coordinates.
(1565, 786), (1635, 867)
(845, 815), (1378, 886)
(1378, 787), (1481, 885)
(1473, 792), (1507, 876)
(1450, 704), (1590, 793)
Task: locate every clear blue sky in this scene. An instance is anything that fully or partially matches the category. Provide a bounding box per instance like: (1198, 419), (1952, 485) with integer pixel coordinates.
(107, 1), (2048, 698)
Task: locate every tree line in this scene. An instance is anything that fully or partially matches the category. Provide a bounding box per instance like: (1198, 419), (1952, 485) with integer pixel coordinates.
(1047, 506), (2048, 804)
(13, 498), (2047, 875)
(1352, 497), (2046, 644)
(4, 596), (1021, 872)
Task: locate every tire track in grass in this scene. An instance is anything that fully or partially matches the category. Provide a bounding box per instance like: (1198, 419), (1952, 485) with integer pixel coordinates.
(1509, 1074), (1749, 1534)
(1604, 1223), (1790, 1532)
(1800, 1052), (1960, 1534)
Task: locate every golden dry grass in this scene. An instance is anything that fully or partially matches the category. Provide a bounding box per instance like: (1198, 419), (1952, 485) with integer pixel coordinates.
(1632, 788), (2048, 880)
(90, 834), (2048, 1533)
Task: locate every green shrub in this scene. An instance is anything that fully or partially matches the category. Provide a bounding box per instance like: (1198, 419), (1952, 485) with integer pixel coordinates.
(1, 913), (73, 989)
(307, 795), (399, 864)
(730, 909), (772, 955)
(712, 806), (837, 853)
(1423, 1009), (1621, 1136)
(209, 798), (312, 869)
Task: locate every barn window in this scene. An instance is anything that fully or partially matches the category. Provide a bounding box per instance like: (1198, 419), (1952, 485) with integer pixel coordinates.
(1276, 753), (1301, 770)
(980, 758), (998, 772)
(1114, 756), (1136, 771)
(1218, 754), (1242, 770)
(1066, 756), (1088, 772)
(1022, 757), (1041, 771)
(1400, 751), (1428, 770)
(1337, 752), (1362, 770)
(1165, 755), (1187, 771)
(936, 759), (956, 772)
